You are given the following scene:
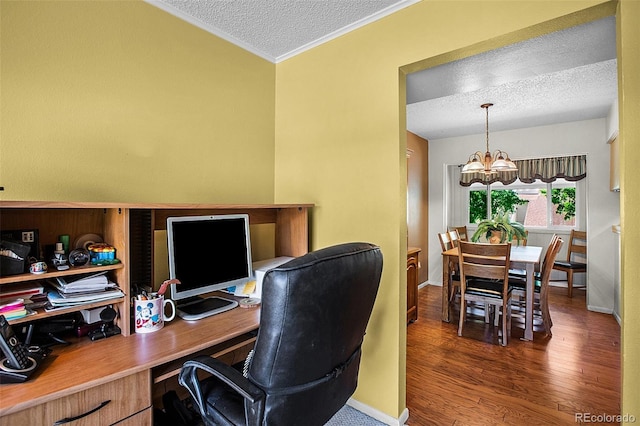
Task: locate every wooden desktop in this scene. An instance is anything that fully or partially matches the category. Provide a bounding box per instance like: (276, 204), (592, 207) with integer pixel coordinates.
(0, 296), (260, 423)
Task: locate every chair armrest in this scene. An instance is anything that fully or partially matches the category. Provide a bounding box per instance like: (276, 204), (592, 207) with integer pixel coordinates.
(179, 355), (265, 423)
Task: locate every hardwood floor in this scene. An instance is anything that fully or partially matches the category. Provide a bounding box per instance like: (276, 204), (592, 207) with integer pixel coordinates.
(406, 285), (620, 425)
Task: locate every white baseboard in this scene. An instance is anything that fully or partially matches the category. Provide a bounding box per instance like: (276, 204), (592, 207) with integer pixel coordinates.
(587, 304), (613, 315)
(347, 398), (409, 426)
(614, 310), (621, 325)
(418, 280), (431, 290)
(397, 407), (409, 426)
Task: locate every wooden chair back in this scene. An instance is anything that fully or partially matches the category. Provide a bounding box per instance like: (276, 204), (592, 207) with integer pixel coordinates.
(542, 234), (559, 266)
(552, 230), (587, 297)
(540, 237), (563, 286)
(565, 230), (587, 263)
(439, 231), (461, 303)
(448, 230), (461, 248)
(457, 241), (512, 345)
(438, 232), (454, 252)
(538, 237), (564, 335)
(458, 242), (511, 288)
(450, 226), (468, 241)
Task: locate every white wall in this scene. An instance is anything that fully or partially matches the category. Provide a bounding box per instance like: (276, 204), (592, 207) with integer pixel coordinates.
(606, 101), (619, 141)
(428, 118), (620, 313)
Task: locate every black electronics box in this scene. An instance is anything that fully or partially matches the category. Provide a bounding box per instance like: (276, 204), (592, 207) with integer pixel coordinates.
(0, 240), (31, 276)
(0, 230), (40, 276)
(0, 229), (40, 259)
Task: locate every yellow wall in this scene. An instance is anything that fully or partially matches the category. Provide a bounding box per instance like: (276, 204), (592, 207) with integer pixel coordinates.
(618, 0), (640, 415)
(2, 0), (639, 421)
(0, 0), (276, 204)
(274, 0), (637, 419)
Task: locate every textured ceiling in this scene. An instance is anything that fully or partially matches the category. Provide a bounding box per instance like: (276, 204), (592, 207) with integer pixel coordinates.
(406, 16), (618, 140)
(146, 2), (617, 141)
(148, 0), (418, 62)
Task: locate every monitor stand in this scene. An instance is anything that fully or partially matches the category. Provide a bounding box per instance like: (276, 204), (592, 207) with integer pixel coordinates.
(176, 296), (238, 321)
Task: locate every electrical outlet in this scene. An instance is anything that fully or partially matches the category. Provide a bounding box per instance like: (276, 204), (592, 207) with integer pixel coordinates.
(22, 231), (35, 243)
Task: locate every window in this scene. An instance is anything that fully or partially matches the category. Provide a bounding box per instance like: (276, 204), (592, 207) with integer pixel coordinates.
(468, 178), (577, 229)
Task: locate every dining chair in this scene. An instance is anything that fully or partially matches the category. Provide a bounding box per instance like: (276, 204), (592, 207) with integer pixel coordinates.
(438, 231), (454, 252)
(510, 233), (558, 280)
(438, 231), (461, 302)
(457, 241), (512, 346)
(449, 226), (469, 241)
(510, 236), (563, 336)
(440, 231), (493, 322)
(510, 234), (559, 297)
(449, 229), (462, 247)
(552, 230), (587, 297)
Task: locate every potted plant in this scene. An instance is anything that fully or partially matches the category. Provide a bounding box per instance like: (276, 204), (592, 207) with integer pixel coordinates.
(471, 207), (528, 245)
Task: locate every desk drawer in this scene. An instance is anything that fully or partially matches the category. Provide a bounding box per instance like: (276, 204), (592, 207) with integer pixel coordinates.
(114, 406), (152, 425)
(1, 371), (151, 426)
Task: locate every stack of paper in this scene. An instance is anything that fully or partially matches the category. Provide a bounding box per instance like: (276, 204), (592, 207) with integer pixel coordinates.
(46, 289), (125, 307)
(49, 272), (115, 293)
(0, 299), (29, 320)
(46, 272), (124, 308)
(0, 283), (43, 319)
(0, 282), (44, 300)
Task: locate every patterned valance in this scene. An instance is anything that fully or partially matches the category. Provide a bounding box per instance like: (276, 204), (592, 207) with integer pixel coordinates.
(459, 155), (587, 186)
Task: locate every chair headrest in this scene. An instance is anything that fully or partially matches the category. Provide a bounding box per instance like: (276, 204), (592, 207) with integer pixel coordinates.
(270, 242), (381, 272)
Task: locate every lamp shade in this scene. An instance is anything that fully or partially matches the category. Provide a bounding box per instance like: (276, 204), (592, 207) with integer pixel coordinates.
(492, 158), (512, 170)
(462, 158), (485, 173)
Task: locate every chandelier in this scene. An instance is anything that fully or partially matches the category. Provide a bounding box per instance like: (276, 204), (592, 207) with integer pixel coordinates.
(461, 103), (517, 174)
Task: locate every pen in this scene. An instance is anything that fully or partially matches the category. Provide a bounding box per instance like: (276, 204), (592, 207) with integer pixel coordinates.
(158, 279), (180, 297)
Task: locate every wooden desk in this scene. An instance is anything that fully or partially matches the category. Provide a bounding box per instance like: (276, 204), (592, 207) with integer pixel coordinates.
(0, 303), (259, 424)
(442, 245), (542, 341)
(0, 202), (306, 424)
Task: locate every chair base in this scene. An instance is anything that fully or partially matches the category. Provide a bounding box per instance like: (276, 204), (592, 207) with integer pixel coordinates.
(551, 267), (586, 297)
(509, 295), (553, 336)
(458, 297), (511, 346)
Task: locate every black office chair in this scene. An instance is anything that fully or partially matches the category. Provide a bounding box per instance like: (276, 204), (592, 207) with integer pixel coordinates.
(178, 242), (383, 426)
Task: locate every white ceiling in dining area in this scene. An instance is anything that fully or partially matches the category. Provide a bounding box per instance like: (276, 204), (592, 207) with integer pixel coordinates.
(405, 16), (618, 140)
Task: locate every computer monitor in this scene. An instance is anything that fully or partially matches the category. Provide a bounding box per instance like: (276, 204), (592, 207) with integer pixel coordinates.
(166, 214), (253, 320)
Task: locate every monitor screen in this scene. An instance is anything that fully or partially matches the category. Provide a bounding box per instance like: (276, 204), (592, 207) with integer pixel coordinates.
(167, 214), (253, 302)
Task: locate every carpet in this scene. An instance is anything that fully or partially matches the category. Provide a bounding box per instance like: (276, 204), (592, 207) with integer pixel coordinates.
(325, 404), (388, 425)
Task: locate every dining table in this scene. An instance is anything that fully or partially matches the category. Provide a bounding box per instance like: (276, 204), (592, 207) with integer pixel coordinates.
(441, 244), (543, 341)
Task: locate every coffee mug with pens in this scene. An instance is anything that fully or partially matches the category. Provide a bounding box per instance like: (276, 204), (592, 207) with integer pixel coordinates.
(133, 279), (179, 334)
(134, 293), (175, 334)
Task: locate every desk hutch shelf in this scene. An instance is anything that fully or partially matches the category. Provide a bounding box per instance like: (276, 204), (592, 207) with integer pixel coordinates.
(0, 200), (310, 424)
(0, 201), (310, 334)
